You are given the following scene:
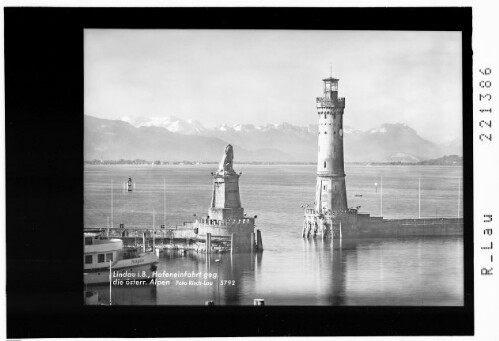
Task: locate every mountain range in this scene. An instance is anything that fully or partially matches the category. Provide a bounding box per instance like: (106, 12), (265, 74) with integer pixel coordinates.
(84, 115), (462, 163)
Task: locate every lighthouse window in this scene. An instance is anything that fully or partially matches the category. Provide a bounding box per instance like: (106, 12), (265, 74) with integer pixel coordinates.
(97, 254), (105, 263)
(324, 113), (327, 119)
(84, 255), (92, 264)
(324, 161), (326, 168)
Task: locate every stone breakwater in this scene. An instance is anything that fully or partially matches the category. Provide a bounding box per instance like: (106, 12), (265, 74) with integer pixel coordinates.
(352, 216), (463, 237)
(303, 208), (463, 239)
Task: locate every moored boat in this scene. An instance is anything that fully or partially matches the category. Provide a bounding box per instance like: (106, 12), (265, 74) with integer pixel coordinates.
(84, 232), (159, 285)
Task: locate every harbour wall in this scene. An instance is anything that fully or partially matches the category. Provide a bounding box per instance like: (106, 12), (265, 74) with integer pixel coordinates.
(304, 209), (463, 239)
(349, 214), (463, 238)
(89, 222), (261, 253)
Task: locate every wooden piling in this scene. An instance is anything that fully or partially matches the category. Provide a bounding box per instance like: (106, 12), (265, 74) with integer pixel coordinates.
(152, 230), (155, 251)
(230, 233), (235, 254)
(250, 232), (255, 252)
(206, 233), (211, 254)
(256, 230), (263, 251)
(142, 232), (146, 253)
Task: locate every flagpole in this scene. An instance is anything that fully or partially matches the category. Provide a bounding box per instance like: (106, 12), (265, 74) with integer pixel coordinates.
(380, 176), (383, 217)
(457, 177), (461, 218)
(153, 208), (156, 252)
(418, 176), (421, 219)
(164, 178), (166, 228)
(111, 179), (114, 229)
(109, 260), (112, 306)
(164, 178), (167, 246)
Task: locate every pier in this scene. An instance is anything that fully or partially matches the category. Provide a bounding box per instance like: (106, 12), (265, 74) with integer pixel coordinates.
(302, 209), (463, 239)
(87, 144), (263, 254)
(84, 225), (263, 254)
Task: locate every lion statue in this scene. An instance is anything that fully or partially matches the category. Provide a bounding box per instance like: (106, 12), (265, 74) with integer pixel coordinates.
(218, 144), (234, 172)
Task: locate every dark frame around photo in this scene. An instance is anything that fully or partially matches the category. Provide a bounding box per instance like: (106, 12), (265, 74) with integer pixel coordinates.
(5, 6), (473, 338)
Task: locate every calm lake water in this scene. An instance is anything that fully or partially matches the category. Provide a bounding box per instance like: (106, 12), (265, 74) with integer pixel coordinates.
(84, 164), (463, 306)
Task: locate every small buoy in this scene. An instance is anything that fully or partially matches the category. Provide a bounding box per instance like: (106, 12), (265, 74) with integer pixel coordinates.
(253, 299), (265, 306)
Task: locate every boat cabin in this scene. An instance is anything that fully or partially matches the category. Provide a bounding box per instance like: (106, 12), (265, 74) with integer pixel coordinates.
(83, 233), (123, 270)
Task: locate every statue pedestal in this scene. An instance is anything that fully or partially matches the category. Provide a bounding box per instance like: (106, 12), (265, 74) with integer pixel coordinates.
(210, 170), (242, 219)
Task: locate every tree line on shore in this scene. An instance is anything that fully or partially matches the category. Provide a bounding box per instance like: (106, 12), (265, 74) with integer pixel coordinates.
(85, 155), (462, 166)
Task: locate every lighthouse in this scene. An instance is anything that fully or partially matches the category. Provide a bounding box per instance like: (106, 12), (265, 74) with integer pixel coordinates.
(303, 75), (351, 239)
(315, 76), (347, 212)
(301, 74), (464, 240)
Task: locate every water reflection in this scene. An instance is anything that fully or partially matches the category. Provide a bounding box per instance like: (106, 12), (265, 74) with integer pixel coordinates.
(85, 165), (463, 306)
(198, 252), (255, 305)
(88, 236), (463, 306)
(152, 250), (262, 305)
(90, 282), (158, 306)
(301, 238), (361, 305)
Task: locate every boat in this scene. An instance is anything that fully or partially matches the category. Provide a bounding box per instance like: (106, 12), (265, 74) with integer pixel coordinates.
(84, 232), (159, 285)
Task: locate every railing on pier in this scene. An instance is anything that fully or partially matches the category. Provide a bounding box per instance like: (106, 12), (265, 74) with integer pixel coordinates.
(304, 208), (358, 216)
(83, 226), (245, 239)
(195, 218), (255, 226)
(84, 226), (184, 239)
(388, 217), (464, 225)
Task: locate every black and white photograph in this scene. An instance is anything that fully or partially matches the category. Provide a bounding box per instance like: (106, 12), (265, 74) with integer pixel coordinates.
(83, 29), (464, 306)
(6, 5), (486, 338)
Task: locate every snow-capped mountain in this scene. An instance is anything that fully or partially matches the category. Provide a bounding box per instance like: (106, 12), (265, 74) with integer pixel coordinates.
(388, 153), (423, 163)
(200, 122), (317, 161)
(85, 115), (291, 162)
(345, 123), (441, 162)
(212, 122), (315, 135)
(120, 115), (207, 135)
(85, 115), (460, 162)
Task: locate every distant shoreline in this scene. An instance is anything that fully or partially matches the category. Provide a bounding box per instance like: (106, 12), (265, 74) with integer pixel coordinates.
(84, 154), (462, 167)
(84, 160), (462, 167)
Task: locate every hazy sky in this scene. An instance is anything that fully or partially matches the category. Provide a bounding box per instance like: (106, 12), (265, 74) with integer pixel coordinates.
(85, 30), (462, 143)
